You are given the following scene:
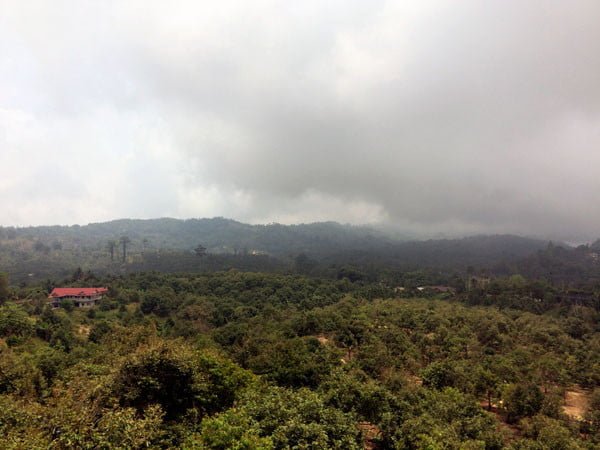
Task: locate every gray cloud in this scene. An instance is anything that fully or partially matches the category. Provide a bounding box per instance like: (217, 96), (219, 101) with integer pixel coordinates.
(1, 1), (600, 241)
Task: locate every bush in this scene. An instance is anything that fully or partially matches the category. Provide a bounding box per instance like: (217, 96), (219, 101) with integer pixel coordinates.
(61, 299), (74, 312)
(503, 383), (544, 424)
(0, 304), (33, 338)
(89, 321), (112, 344)
(112, 343), (252, 420)
(200, 385), (363, 449)
(140, 289), (177, 317)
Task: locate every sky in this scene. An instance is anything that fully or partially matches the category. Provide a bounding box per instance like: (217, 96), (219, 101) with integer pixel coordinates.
(1, 1), (600, 241)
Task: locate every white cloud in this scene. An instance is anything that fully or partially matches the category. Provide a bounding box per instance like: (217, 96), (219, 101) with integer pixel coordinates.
(1, 1), (600, 240)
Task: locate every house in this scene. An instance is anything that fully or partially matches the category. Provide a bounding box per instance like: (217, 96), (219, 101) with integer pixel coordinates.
(48, 287), (108, 308)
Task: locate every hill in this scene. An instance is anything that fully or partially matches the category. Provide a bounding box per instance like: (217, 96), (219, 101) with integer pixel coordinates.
(1, 218), (391, 256)
(0, 218), (553, 282)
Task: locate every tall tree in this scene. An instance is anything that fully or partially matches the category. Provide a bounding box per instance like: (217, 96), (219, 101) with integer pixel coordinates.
(119, 236), (131, 262)
(0, 272), (9, 305)
(106, 240), (117, 261)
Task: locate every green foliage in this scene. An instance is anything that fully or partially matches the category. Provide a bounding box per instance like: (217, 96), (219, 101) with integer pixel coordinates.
(0, 395), (49, 448)
(0, 350), (44, 396)
(34, 307), (77, 352)
(504, 383), (544, 424)
(88, 320), (112, 343)
(87, 405), (165, 449)
(226, 385), (363, 449)
(421, 361), (464, 390)
(382, 388), (503, 449)
(319, 368), (399, 423)
(0, 272), (9, 304)
(584, 388), (600, 442)
(0, 270), (598, 448)
(112, 342), (252, 420)
(34, 345), (69, 385)
(0, 303), (33, 338)
(140, 288), (179, 317)
(188, 409), (273, 449)
(246, 336), (338, 388)
(515, 415), (584, 450)
(60, 299), (74, 312)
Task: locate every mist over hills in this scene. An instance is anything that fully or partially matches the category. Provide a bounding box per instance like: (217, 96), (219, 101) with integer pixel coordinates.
(2, 217), (393, 256)
(1, 217), (552, 255)
(0, 217), (561, 283)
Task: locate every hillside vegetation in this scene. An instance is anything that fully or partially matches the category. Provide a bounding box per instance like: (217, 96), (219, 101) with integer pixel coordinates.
(0, 218), (553, 283)
(1, 271), (600, 448)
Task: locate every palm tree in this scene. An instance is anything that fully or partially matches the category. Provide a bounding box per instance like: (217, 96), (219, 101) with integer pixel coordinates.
(106, 240), (117, 261)
(119, 236), (131, 262)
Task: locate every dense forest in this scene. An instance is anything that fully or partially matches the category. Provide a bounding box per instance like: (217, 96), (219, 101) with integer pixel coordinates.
(1, 269), (600, 448)
(0, 218), (570, 285)
(2, 219), (600, 448)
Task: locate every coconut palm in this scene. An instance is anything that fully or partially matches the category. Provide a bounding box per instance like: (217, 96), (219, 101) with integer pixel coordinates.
(119, 236), (131, 262)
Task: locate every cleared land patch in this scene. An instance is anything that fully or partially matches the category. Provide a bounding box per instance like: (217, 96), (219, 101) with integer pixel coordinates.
(563, 388), (589, 420)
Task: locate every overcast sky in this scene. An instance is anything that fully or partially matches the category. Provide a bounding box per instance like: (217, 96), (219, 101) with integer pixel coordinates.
(1, 1), (600, 241)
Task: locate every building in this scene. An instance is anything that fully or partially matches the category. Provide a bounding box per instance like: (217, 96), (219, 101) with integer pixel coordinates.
(48, 287), (108, 308)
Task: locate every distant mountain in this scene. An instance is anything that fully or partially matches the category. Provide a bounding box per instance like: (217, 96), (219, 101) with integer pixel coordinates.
(0, 218), (555, 282)
(512, 242), (600, 286)
(1, 218), (393, 256)
(321, 234), (553, 272)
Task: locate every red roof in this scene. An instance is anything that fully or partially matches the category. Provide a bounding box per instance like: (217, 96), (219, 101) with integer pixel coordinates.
(49, 287), (108, 298)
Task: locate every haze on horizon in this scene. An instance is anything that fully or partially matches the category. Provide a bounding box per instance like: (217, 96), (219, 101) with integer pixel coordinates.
(1, 1), (600, 242)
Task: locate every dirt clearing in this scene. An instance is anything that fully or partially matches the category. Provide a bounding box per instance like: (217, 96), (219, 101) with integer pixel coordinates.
(563, 388), (590, 420)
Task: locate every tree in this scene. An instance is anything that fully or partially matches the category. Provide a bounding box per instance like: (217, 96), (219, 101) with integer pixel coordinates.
(195, 244), (207, 257)
(190, 409), (273, 449)
(89, 321), (112, 344)
(112, 343), (251, 420)
(520, 415), (584, 449)
(119, 236), (131, 262)
(0, 303), (33, 338)
(113, 345), (199, 420)
(422, 361), (462, 390)
(535, 354), (566, 394)
(106, 240), (117, 261)
(295, 253), (317, 274)
(383, 388), (502, 450)
(203, 385), (362, 449)
(503, 383), (544, 424)
(474, 367), (500, 411)
(0, 273), (9, 304)
(71, 267), (84, 281)
(584, 388), (600, 442)
(60, 299), (74, 312)
(140, 289), (177, 317)
(246, 337), (337, 388)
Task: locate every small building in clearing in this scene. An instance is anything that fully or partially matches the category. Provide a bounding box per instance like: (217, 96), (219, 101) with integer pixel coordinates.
(48, 287), (108, 308)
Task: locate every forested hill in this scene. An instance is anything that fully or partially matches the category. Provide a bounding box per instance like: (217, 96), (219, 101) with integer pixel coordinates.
(1, 218), (550, 256)
(2, 218), (393, 257)
(0, 218), (559, 282)
(324, 234), (552, 272)
(511, 241), (600, 287)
